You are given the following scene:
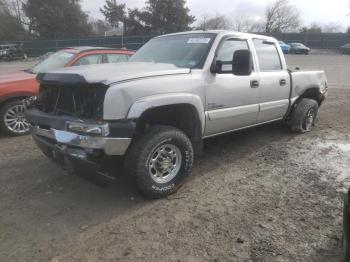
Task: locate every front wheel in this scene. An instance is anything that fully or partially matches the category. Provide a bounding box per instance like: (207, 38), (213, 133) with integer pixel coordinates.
(125, 125), (194, 199)
(0, 99), (31, 136)
(288, 98), (319, 133)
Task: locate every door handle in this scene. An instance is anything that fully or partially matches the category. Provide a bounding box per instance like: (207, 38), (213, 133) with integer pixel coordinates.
(280, 79), (287, 86)
(250, 80), (259, 88)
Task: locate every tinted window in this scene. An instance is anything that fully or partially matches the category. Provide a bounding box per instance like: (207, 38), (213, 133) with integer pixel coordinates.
(217, 39), (249, 62)
(253, 39), (282, 71)
(107, 54), (129, 63)
(74, 54), (103, 66)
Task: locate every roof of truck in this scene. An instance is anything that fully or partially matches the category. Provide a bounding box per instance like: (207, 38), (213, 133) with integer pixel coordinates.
(157, 30), (276, 42)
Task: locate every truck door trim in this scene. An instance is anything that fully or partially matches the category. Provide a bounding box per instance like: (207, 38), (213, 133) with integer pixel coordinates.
(207, 104), (259, 121)
(259, 99), (289, 112)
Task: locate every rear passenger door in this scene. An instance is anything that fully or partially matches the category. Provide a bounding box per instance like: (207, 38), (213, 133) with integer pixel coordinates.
(252, 39), (290, 122)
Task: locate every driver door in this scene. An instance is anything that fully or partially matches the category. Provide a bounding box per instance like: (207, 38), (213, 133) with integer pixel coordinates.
(204, 38), (260, 137)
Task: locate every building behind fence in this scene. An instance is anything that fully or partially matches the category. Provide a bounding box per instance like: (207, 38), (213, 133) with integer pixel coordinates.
(1, 33), (350, 57)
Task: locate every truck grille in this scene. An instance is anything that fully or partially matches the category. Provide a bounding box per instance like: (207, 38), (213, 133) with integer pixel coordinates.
(36, 83), (108, 119)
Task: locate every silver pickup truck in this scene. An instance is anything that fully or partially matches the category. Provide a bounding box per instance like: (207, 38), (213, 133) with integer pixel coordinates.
(25, 31), (328, 198)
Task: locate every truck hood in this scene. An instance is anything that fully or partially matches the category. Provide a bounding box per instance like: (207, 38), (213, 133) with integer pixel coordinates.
(37, 62), (191, 85)
(0, 70), (36, 85)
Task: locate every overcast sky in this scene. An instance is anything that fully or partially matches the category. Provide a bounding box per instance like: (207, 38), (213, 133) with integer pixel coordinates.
(82, 0), (350, 29)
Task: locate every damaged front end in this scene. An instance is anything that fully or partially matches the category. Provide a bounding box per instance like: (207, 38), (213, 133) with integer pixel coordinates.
(25, 73), (134, 174)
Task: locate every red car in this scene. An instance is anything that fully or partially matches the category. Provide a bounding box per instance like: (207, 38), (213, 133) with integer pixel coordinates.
(0, 47), (135, 136)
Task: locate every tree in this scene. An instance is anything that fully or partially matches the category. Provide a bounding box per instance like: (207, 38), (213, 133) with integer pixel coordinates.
(1, 0), (25, 25)
(143, 0), (195, 34)
(0, 0), (27, 40)
(323, 22), (344, 33)
(23, 0), (92, 38)
(89, 18), (111, 36)
(100, 0), (126, 28)
(264, 0), (301, 33)
(232, 15), (264, 33)
(300, 23), (322, 33)
(196, 14), (231, 30)
(125, 8), (150, 35)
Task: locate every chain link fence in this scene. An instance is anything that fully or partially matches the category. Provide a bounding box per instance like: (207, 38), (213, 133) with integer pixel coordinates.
(1, 33), (349, 57)
(0, 35), (156, 57)
(266, 33), (350, 49)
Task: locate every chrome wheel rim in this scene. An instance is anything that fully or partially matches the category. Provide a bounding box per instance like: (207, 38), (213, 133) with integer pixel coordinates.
(148, 144), (182, 184)
(4, 104), (30, 134)
(303, 109), (315, 131)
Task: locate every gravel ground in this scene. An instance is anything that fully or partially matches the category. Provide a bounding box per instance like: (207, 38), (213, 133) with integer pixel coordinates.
(0, 54), (350, 262)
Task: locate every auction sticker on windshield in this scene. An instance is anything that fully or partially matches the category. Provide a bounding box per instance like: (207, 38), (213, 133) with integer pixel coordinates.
(187, 38), (211, 44)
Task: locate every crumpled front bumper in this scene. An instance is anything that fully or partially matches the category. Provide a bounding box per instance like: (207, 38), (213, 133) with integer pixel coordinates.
(31, 126), (131, 174)
(31, 126), (131, 156)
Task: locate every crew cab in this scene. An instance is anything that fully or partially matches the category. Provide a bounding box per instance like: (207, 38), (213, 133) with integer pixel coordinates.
(25, 31), (328, 198)
(0, 47), (134, 136)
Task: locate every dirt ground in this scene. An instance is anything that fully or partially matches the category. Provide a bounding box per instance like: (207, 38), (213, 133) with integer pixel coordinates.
(1, 54), (350, 262)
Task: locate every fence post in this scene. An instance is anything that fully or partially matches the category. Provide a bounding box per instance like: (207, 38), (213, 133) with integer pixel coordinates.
(322, 34), (325, 49)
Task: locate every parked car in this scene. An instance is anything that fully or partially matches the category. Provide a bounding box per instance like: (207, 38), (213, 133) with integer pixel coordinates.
(289, 43), (311, 55)
(0, 46), (135, 136)
(25, 31), (328, 199)
(37, 51), (55, 62)
(344, 189), (350, 261)
(340, 43), (350, 54)
(278, 41), (291, 54)
(0, 44), (27, 61)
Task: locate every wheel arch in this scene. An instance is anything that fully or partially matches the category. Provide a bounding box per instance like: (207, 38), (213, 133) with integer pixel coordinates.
(296, 87), (326, 106)
(127, 93), (206, 134)
(128, 94), (205, 155)
(0, 95), (30, 110)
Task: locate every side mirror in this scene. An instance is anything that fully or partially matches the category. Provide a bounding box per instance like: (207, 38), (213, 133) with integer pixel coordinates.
(210, 60), (233, 74)
(232, 49), (253, 76)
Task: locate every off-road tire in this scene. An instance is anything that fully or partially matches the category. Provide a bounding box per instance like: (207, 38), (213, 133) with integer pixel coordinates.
(289, 98), (319, 133)
(125, 125), (194, 199)
(0, 99), (30, 136)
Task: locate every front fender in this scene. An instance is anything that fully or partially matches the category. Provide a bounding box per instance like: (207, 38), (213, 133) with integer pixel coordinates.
(127, 93), (206, 134)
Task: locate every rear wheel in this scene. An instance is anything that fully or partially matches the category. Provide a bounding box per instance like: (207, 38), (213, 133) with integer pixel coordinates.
(0, 99), (31, 136)
(288, 98), (319, 133)
(125, 125), (194, 199)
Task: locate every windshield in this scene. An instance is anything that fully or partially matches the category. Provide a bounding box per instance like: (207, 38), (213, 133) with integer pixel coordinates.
(130, 33), (216, 69)
(31, 51), (75, 73)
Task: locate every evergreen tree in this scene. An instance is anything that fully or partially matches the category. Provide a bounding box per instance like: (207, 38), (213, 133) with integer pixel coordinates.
(23, 0), (92, 38)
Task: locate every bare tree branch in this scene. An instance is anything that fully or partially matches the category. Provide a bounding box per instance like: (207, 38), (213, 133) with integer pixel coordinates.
(196, 13), (232, 30)
(264, 0), (301, 33)
(232, 15), (263, 32)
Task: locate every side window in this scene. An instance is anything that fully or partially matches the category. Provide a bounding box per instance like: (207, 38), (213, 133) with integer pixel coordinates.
(217, 39), (249, 62)
(73, 54), (103, 66)
(253, 39), (282, 71)
(107, 54), (129, 63)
